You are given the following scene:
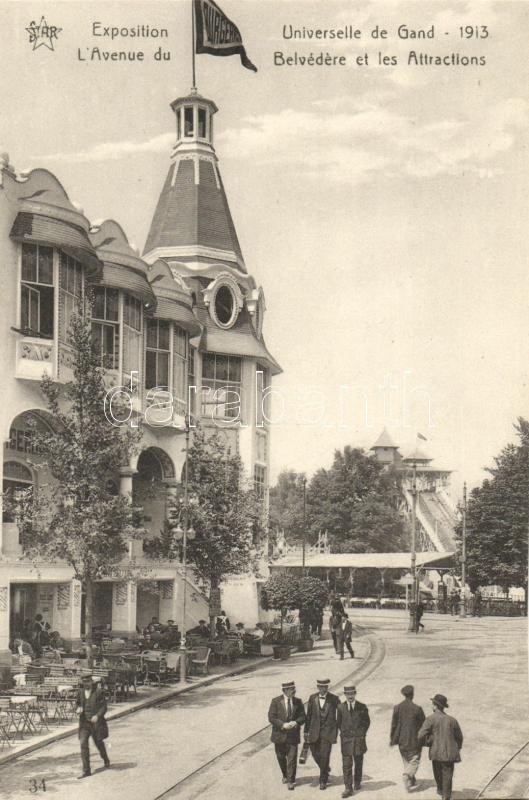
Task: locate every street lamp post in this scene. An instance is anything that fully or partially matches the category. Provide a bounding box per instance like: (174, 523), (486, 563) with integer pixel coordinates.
(173, 415), (195, 682)
(459, 482), (467, 618)
(408, 460), (418, 633)
(301, 476), (307, 573)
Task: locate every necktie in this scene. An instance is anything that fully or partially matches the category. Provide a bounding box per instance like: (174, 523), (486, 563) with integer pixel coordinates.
(287, 699), (292, 720)
(349, 703), (353, 715)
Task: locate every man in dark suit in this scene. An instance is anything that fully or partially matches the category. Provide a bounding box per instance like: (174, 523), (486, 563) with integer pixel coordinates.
(390, 684), (426, 792)
(268, 680), (306, 790)
(337, 685), (370, 796)
(304, 678), (340, 790)
(418, 693), (463, 800)
(75, 675), (110, 779)
(335, 615), (355, 660)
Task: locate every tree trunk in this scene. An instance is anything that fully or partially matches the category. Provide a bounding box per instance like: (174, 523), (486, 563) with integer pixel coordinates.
(84, 577), (94, 666)
(209, 578), (218, 639)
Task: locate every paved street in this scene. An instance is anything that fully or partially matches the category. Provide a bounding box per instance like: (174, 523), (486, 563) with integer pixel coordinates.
(0, 614), (526, 800)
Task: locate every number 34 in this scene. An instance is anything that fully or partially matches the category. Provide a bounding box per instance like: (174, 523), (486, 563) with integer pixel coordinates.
(28, 778), (47, 793)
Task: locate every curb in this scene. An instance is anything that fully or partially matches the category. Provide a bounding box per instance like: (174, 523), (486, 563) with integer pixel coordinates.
(0, 655), (273, 766)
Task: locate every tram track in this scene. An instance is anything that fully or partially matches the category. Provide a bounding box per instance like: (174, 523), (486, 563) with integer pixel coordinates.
(476, 738), (529, 799)
(154, 632), (386, 800)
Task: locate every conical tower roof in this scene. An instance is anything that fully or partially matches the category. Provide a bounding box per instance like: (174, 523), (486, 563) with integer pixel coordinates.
(370, 428), (399, 450)
(143, 91), (245, 274)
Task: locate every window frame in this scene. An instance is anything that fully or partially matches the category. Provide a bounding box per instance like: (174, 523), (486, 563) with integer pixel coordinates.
(201, 353), (242, 420)
(19, 243), (55, 339)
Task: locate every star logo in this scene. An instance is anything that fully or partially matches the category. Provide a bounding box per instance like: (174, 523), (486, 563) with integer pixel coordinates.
(26, 16), (62, 51)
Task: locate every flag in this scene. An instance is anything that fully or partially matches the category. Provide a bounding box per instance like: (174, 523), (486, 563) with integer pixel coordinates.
(194, 0), (258, 72)
(417, 432), (428, 441)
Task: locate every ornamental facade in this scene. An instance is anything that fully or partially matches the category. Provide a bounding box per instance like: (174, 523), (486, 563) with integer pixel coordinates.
(0, 88), (279, 659)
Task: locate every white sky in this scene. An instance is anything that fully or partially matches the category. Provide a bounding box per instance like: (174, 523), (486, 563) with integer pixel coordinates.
(1, 0), (528, 499)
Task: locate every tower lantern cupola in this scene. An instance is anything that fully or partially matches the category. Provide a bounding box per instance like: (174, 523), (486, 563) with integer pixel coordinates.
(171, 91), (218, 151)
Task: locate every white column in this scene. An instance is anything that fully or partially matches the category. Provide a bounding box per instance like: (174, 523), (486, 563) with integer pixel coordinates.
(159, 578), (178, 623)
(0, 580), (11, 663)
(53, 580), (82, 648)
(111, 581), (137, 637)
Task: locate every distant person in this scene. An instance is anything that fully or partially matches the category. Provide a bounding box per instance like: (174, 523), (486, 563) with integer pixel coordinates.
(416, 602), (425, 631)
(390, 684), (426, 793)
(187, 619), (210, 639)
(268, 680), (306, 790)
(216, 610), (230, 634)
(418, 693), (463, 800)
(304, 678), (340, 790)
(337, 684), (370, 795)
(449, 590), (460, 616)
(473, 589), (482, 618)
(335, 614), (355, 660)
(32, 614), (45, 657)
(331, 595), (345, 616)
(330, 611), (342, 653)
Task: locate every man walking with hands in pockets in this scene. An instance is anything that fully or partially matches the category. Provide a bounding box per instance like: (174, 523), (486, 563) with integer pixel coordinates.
(304, 678), (340, 790)
(269, 680), (306, 790)
(390, 684), (426, 792)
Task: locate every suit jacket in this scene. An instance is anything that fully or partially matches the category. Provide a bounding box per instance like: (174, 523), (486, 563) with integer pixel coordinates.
(304, 692), (340, 744)
(269, 695), (306, 744)
(335, 619), (353, 643)
(77, 686), (108, 741)
(418, 710), (463, 763)
(337, 700), (370, 755)
(390, 699), (426, 750)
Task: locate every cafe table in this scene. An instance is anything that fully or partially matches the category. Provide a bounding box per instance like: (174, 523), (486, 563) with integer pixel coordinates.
(9, 695), (38, 736)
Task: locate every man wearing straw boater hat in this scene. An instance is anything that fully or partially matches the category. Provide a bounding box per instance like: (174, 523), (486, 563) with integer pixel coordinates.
(337, 685), (370, 796)
(304, 678), (340, 790)
(269, 680), (307, 790)
(418, 693), (463, 800)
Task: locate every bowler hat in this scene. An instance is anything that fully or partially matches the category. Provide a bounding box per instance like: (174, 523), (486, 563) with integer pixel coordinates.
(401, 685), (414, 697)
(431, 693), (449, 709)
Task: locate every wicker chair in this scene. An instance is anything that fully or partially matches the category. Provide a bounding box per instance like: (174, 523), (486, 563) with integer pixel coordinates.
(191, 646), (211, 676)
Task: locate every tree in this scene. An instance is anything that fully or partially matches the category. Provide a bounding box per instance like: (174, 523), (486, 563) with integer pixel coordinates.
(455, 418), (529, 599)
(158, 428), (264, 637)
(269, 470), (306, 544)
(10, 312), (142, 655)
(261, 572), (301, 635)
(306, 446), (405, 552)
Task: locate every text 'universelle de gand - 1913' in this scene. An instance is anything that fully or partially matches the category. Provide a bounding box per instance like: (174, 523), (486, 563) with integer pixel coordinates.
(275, 23), (487, 67)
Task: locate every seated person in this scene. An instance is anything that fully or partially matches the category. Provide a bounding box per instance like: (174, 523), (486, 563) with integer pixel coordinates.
(143, 616), (162, 636)
(234, 622), (245, 653)
(48, 630), (64, 650)
(187, 619), (210, 639)
(160, 620), (181, 649)
(13, 637), (34, 662)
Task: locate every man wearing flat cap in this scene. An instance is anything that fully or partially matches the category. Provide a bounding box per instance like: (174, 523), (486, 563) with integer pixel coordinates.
(418, 694), (463, 800)
(269, 681), (306, 790)
(390, 685), (426, 792)
(337, 685), (370, 796)
(304, 678), (340, 790)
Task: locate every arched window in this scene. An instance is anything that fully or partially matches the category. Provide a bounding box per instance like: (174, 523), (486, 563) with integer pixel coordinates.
(3, 461), (33, 522)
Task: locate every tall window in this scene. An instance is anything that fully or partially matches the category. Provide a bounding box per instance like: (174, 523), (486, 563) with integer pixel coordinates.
(91, 287), (119, 369)
(254, 464), (266, 500)
(201, 354), (242, 419)
(173, 326), (187, 415)
(145, 319), (170, 390)
(20, 243), (54, 338)
(59, 252), (83, 342)
(184, 106), (194, 136)
(188, 346), (197, 415)
(122, 294), (143, 377)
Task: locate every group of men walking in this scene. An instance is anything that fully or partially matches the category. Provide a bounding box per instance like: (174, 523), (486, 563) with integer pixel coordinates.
(269, 681), (463, 800)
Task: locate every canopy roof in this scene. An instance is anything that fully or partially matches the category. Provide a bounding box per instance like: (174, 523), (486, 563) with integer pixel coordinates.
(270, 552), (455, 570)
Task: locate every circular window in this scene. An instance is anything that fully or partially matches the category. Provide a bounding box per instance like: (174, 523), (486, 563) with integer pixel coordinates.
(214, 285), (236, 327)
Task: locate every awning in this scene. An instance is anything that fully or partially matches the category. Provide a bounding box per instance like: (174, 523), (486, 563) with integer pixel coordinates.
(270, 552), (456, 570)
(198, 312), (281, 375)
(10, 211), (101, 278)
(93, 262), (156, 309)
(153, 297), (202, 337)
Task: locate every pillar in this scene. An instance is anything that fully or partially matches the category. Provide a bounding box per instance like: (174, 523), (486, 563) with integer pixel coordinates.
(0, 581), (11, 665)
(53, 580), (82, 650)
(159, 579), (178, 624)
(111, 581), (137, 638)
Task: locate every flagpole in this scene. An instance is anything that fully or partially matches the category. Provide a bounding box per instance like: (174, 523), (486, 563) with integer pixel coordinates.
(191, 0), (197, 91)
